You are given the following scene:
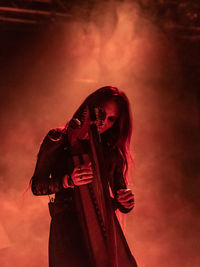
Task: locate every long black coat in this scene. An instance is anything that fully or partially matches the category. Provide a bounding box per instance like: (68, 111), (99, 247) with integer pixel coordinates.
(31, 128), (133, 267)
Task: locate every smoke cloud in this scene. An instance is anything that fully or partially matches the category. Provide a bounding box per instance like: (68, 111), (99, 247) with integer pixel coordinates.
(0, 1), (199, 266)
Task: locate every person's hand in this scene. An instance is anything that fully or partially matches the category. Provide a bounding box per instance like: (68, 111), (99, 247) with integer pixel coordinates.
(71, 161), (94, 186)
(116, 189), (135, 210)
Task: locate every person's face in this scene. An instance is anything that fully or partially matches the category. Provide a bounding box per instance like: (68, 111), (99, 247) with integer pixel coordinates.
(97, 100), (119, 134)
(69, 100), (119, 141)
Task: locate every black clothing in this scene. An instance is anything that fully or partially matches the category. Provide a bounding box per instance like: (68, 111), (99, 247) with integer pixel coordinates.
(31, 128), (133, 267)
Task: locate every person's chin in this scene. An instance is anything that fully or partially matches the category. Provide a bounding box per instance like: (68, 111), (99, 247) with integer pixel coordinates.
(98, 127), (107, 134)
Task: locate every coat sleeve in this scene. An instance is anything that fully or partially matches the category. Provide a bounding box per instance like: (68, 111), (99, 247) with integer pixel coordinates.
(109, 149), (133, 214)
(31, 129), (66, 196)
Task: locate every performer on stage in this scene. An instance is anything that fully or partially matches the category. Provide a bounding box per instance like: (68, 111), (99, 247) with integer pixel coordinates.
(31, 86), (137, 267)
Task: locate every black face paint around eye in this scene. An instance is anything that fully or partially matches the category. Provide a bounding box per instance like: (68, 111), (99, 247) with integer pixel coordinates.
(108, 116), (117, 122)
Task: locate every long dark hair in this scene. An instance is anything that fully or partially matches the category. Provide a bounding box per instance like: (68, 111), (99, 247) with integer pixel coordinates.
(67, 86), (133, 181)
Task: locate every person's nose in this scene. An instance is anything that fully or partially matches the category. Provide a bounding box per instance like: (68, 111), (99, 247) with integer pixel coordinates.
(102, 116), (110, 128)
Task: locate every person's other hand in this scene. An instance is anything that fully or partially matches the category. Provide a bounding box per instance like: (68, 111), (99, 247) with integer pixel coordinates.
(116, 189), (135, 210)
